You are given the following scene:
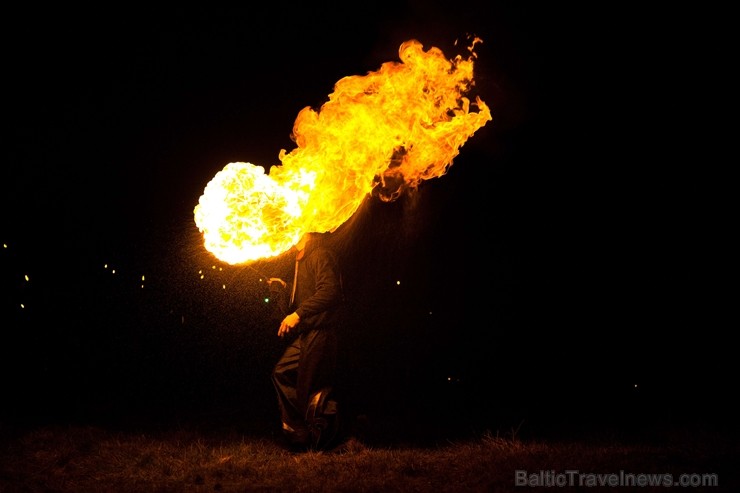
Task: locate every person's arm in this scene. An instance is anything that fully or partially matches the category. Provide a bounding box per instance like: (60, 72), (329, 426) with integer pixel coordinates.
(267, 277), (289, 320)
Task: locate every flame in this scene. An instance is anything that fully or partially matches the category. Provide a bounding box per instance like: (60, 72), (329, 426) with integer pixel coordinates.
(194, 38), (491, 264)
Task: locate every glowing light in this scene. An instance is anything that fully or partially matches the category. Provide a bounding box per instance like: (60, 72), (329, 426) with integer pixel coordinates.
(24, 274), (29, 282)
(396, 280), (401, 286)
(195, 38), (491, 264)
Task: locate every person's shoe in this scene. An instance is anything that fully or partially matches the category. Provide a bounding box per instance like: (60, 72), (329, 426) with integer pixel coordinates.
(308, 411), (343, 451)
(306, 389), (339, 449)
(327, 436), (366, 454)
(276, 425), (311, 453)
(276, 435), (310, 454)
(286, 442), (310, 454)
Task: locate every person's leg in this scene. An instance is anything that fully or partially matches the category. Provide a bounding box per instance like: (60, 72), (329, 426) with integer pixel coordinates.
(272, 339), (309, 448)
(296, 328), (340, 449)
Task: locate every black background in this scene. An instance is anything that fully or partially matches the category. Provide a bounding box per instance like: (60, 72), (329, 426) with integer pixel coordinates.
(1, 3), (733, 440)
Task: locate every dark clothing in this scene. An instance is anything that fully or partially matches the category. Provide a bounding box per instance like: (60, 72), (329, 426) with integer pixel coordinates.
(271, 236), (344, 450)
(291, 243), (344, 331)
(272, 327), (339, 448)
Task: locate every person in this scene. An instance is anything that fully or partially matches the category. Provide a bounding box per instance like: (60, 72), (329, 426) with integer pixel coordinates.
(267, 231), (345, 452)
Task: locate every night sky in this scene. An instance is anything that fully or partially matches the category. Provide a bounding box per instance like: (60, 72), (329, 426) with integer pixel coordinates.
(1, 4), (733, 437)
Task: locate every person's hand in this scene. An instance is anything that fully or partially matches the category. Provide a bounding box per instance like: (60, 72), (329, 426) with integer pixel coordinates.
(268, 278), (286, 295)
(268, 278), (286, 288)
(278, 312), (301, 338)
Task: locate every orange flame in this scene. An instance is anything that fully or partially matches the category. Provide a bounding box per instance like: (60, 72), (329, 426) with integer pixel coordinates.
(194, 38), (491, 264)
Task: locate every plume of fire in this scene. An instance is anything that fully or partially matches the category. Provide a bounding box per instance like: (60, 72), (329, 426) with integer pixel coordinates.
(194, 38), (491, 264)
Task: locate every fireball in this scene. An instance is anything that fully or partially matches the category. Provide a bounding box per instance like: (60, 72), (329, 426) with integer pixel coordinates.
(194, 38), (491, 264)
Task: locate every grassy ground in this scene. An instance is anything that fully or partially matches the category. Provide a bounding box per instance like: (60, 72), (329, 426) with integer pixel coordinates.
(1, 413), (736, 493)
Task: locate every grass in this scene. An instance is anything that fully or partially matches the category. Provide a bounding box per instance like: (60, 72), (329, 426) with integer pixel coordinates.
(1, 416), (736, 493)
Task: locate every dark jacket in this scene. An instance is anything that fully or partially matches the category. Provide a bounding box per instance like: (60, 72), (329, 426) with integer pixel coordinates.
(269, 235), (344, 331)
(292, 239), (344, 331)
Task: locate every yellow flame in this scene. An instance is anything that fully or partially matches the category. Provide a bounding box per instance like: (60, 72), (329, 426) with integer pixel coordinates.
(194, 38), (491, 264)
